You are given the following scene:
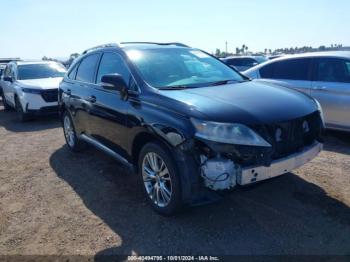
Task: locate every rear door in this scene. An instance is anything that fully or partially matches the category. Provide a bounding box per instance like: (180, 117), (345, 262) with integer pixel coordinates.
(69, 53), (101, 135)
(311, 57), (350, 129)
(88, 51), (133, 157)
(258, 58), (312, 95)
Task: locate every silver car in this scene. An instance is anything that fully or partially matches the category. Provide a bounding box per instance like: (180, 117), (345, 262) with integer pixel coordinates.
(244, 52), (350, 131)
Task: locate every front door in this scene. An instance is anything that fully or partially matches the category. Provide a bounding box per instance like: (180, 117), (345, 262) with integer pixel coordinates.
(88, 51), (134, 158)
(2, 64), (16, 106)
(311, 57), (350, 130)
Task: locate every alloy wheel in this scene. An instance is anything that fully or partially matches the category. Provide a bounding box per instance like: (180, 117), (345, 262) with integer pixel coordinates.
(142, 152), (172, 207)
(63, 115), (75, 147)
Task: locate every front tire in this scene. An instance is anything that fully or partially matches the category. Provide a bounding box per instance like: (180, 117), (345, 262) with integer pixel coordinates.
(15, 96), (31, 122)
(138, 142), (183, 216)
(62, 111), (86, 152)
(0, 90), (11, 111)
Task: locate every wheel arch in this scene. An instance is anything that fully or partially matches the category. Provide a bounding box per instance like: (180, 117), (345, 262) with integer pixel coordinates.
(131, 131), (174, 169)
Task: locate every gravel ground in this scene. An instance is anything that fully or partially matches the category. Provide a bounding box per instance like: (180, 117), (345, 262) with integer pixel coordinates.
(0, 101), (349, 257)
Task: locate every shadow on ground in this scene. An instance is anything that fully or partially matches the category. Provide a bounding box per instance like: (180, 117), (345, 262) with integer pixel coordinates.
(0, 103), (59, 132)
(323, 130), (350, 155)
(49, 145), (350, 258)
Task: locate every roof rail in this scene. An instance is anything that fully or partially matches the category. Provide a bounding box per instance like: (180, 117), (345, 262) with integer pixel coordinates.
(120, 42), (189, 47)
(82, 43), (120, 54)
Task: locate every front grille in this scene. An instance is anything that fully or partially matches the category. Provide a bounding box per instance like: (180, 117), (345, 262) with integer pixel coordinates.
(41, 89), (58, 102)
(251, 111), (322, 160)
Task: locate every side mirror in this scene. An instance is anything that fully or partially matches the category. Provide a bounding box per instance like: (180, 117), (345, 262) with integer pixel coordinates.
(4, 76), (13, 82)
(100, 74), (127, 92)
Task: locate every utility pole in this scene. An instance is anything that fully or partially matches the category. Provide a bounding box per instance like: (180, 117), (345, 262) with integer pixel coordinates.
(225, 41), (228, 55)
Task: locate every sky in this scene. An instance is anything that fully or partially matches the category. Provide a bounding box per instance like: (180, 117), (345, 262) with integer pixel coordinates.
(0, 0), (349, 59)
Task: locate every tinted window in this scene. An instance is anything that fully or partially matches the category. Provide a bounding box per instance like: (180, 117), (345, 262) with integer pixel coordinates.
(260, 58), (311, 80)
(127, 49), (244, 88)
(18, 63), (66, 80)
(316, 58), (350, 83)
(96, 52), (130, 84)
(76, 54), (100, 83)
(274, 59), (310, 80)
(260, 63), (275, 78)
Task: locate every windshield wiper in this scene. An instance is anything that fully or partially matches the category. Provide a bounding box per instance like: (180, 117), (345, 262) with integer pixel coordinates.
(207, 79), (245, 86)
(158, 85), (194, 90)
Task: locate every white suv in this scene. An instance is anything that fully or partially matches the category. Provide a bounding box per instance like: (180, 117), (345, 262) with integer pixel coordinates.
(0, 61), (66, 121)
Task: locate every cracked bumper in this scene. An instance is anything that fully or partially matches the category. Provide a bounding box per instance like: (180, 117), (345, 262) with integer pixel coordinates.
(237, 141), (323, 185)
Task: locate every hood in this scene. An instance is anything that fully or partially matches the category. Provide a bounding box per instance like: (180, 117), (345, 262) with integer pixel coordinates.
(17, 77), (63, 90)
(158, 81), (317, 124)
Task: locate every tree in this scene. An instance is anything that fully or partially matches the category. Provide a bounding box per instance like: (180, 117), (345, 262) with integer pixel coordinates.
(236, 47), (240, 55)
(241, 44), (246, 54)
(319, 45), (326, 51)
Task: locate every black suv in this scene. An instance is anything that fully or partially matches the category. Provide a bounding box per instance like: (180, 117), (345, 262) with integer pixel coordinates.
(59, 42), (324, 215)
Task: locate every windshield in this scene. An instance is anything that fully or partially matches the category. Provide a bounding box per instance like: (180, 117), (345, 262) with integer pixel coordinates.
(18, 63), (66, 80)
(127, 48), (245, 88)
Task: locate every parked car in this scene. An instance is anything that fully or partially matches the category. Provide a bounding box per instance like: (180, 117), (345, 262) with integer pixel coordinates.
(221, 56), (267, 71)
(244, 51), (350, 131)
(59, 42), (324, 215)
(0, 61), (66, 120)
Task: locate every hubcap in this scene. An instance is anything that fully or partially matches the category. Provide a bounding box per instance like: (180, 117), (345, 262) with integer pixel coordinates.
(63, 116), (75, 147)
(142, 152), (172, 207)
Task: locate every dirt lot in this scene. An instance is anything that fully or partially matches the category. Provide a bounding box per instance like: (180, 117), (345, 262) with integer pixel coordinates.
(0, 101), (349, 257)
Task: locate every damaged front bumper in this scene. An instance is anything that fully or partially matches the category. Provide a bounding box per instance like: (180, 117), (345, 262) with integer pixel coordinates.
(190, 138), (323, 192)
(237, 141), (323, 185)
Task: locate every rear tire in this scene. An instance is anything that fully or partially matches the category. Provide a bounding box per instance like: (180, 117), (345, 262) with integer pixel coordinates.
(138, 142), (183, 216)
(62, 111), (86, 152)
(15, 96), (31, 122)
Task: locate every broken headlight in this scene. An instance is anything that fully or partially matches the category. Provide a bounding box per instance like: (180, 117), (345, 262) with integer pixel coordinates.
(191, 118), (271, 147)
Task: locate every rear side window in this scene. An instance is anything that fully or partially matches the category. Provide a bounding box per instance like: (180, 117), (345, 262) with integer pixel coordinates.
(68, 63), (79, 80)
(315, 58), (350, 83)
(260, 63), (275, 78)
(260, 58), (311, 80)
(96, 52), (130, 84)
(76, 54), (100, 83)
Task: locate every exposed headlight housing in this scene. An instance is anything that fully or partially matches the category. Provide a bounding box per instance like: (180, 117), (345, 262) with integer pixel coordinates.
(191, 118), (271, 147)
(22, 88), (42, 94)
(314, 99), (325, 128)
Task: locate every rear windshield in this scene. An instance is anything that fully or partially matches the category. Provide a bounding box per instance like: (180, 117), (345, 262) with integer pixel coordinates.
(18, 63), (66, 80)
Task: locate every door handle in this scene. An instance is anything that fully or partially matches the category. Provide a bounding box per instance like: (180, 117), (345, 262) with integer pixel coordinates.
(86, 95), (97, 103)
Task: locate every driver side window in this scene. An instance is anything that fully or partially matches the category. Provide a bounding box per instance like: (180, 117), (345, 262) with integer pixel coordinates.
(4, 65), (12, 78)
